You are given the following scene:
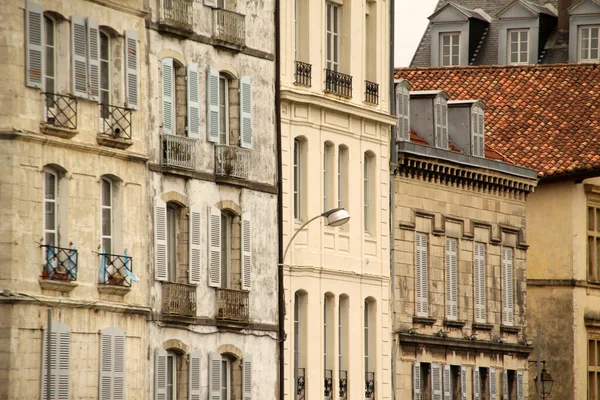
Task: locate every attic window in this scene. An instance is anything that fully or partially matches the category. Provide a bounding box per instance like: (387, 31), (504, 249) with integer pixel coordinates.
(396, 85), (410, 141)
(579, 26), (600, 62)
(439, 33), (460, 66)
(434, 96), (448, 149)
(471, 105), (485, 157)
(508, 29), (529, 65)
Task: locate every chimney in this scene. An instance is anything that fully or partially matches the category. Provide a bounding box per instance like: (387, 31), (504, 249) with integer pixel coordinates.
(558, 0), (574, 32)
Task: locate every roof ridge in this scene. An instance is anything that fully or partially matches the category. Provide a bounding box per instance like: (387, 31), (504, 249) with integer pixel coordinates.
(396, 63), (600, 72)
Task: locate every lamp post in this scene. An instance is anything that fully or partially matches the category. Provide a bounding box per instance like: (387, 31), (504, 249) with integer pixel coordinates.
(535, 361), (554, 399)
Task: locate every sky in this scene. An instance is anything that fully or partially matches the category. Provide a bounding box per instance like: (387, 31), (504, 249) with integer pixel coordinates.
(395, 0), (439, 67)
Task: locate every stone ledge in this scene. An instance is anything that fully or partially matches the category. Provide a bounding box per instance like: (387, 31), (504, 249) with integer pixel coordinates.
(97, 284), (132, 296)
(39, 279), (78, 293)
(472, 322), (494, 331)
(413, 316), (436, 326)
(40, 123), (78, 139)
(444, 319), (466, 328)
(500, 325), (521, 334)
(97, 135), (133, 150)
(397, 333), (533, 356)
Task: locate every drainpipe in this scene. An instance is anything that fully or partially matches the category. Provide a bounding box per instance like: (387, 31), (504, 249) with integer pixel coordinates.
(389, 0), (397, 397)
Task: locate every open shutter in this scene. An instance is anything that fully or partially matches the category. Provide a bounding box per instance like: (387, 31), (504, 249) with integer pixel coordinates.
(516, 371), (524, 400)
(416, 233), (428, 317)
(189, 350), (201, 400)
(25, 0), (44, 89)
(502, 247), (514, 326)
(71, 16), (88, 98)
(161, 58), (174, 135)
(154, 199), (168, 281)
(473, 367), (480, 400)
(403, 92), (410, 140)
(446, 238), (458, 320)
(100, 326), (126, 400)
(442, 365), (451, 400)
(432, 363), (442, 400)
(441, 101), (448, 146)
(124, 30), (139, 109)
(188, 205), (202, 284)
(206, 66), (219, 142)
(209, 353), (222, 400)
(478, 110), (485, 156)
(435, 98), (442, 147)
(155, 348), (167, 400)
(241, 212), (252, 291)
(208, 206), (221, 287)
(187, 63), (200, 139)
(243, 355), (252, 400)
(413, 361), (421, 400)
(87, 19), (100, 101)
(474, 243), (486, 323)
(460, 366), (467, 400)
(502, 370), (509, 400)
(240, 76), (253, 148)
(489, 368), (497, 400)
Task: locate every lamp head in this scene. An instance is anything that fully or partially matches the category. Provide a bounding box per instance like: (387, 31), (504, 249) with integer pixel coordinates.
(322, 208), (350, 227)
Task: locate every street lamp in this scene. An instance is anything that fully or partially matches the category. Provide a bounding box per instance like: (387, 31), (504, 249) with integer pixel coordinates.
(535, 361), (554, 399)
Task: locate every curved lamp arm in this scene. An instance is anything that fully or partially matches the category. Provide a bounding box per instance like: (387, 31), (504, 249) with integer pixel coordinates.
(282, 213), (322, 265)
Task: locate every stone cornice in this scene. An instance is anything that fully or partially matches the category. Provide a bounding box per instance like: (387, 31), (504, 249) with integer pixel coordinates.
(397, 333), (533, 357)
(283, 264), (390, 283)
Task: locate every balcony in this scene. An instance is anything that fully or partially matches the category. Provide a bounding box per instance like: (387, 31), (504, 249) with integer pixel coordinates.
(158, 0), (194, 35)
(324, 370), (333, 400)
(214, 145), (250, 180)
(324, 69), (352, 98)
(365, 372), (375, 399)
(42, 92), (77, 130)
(296, 368), (306, 400)
(99, 104), (133, 149)
(98, 253), (133, 287)
(339, 370), (348, 400)
(161, 134), (197, 171)
(162, 282), (197, 317)
(40, 245), (78, 282)
(216, 288), (249, 322)
(294, 61), (312, 87)
(212, 9), (245, 48)
(365, 80), (379, 105)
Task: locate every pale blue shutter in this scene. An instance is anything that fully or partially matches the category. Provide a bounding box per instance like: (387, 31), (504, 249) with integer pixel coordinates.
(187, 63), (200, 139)
(71, 16), (88, 98)
(243, 355), (252, 400)
(188, 205), (202, 284)
(432, 363), (442, 400)
(241, 212), (252, 290)
(154, 199), (168, 281)
(209, 353), (222, 400)
(208, 206), (221, 287)
(87, 19), (100, 101)
(161, 58), (174, 135)
(188, 350), (201, 400)
(413, 361), (421, 400)
(25, 0), (44, 90)
(154, 348), (167, 400)
(443, 365), (451, 400)
(100, 326), (126, 400)
(124, 30), (139, 109)
(240, 76), (253, 148)
(206, 66), (219, 142)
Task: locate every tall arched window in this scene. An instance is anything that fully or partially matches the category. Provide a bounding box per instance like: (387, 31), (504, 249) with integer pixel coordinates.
(293, 138), (307, 221)
(99, 31), (110, 119)
(339, 294), (349, 398)
(294, 290), (308, 399)
(101, 178), (113, 253)
(364, 298), (376, 399)
(43, 15), (56, 104)
(323, 142), (334, 212)
(363, 152), (375, 234)
(44, 169), (58, 246)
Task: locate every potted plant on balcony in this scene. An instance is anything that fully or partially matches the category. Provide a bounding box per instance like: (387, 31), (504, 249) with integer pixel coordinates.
(223, 147), (237, 176)
(53, 265), (69, 281)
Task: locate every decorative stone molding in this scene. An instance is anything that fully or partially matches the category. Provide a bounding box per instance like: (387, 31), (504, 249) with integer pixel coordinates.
(39, 279), (78, 293)
(217, 344), (243, 359)
(163, 338), (189, 354)
(413, 316), (436, 326)
(97, 285), (132, 296)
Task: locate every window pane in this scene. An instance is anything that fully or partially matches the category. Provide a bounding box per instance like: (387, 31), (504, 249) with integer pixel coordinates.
(333, 6), (338, 34)
(45, 202), (55, 230)
(102, 180), (111, 206)
(100, 33), (109, 60)
(45, 46), (55, 78)
(102, 208), (111, 237)
(590, 207), (595, 231)
(452, 52), (459, 66)
(44, 17), (54, 45)
(102, 238), (111, 253)
(596, 238), (600, 281)
(45, 232), (56, 247)
(221, 214), (229, 287)
(45, 173), (56, 199)
(590, 371), (597, 400)
(590, 236), (596, 280)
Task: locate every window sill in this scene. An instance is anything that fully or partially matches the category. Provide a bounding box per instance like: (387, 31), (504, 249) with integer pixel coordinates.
(500, 325), (521, 334)
(40, 123), (78, 139)
(413, 316), (436, 326)
(443, 319), (466, 328)
(98, 284), (132, 296)
(39, 279), (78, 293)
(97, 134), (133, 150)
(472, 322), (494, 331)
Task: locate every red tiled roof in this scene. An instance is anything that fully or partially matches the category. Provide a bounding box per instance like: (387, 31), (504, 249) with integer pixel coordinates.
(410, 129), (430, 146)
(395, 64), (600, 178)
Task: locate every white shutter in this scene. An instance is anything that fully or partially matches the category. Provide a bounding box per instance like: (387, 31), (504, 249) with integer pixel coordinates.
(100, 326), (126, 400)
(187, 63), (200, 139)
(154, 348), (167, 400)
(502, 370), (509, 400)
(206, 66), (220, 143)
(489, 368), (497, 400)
(478, 111), (485, 156)
(208, 206), (222, 287)
(395, 88), (402, 138)
(441, 101), (448, 147)
(403, 92), (410, 141)
(442, 365), (451, 400)
(25, 0), (44, 90)
(243, 355), (252, 400)
(435, 99), (442, 147)
(416, 233), (428, 317)
(474, 243), (486, 323)
(413, 361), (421, 400)
(472, 111), (478, 155)
(124, 30), (139, 109)
(204, 0), (218, 7)
(71, 16), (88, 98)
(460, 366), (467, 400)
(240, 76), (253, 149)
(87, 19), (100, 101)
(188, 205), (202, 284)
(473, 367), (480, 400)
(188, 350), (201, 400)
(516, 371), (524, 400)
(209, 353), (222, 400)
(432, 363), (442, 400)
(241, 212), (252, 291)
(161, 58), (174, 135)
(446, 238), (458, 320)
(42, 322), (71, 400)
(502, 247), (514, 326)
(154, 199), (168, 281)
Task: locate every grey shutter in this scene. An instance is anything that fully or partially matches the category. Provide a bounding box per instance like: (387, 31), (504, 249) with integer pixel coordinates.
(502, 370), (509, 400)
(243, 355), (252, 400)
(460, 366), (467, 400)
(516, 371), (524, 400)
(473, 367), (480, 400)
(502, 247), (514, 326)
(25, 0), (44, 89)
(42, 322), (71, 400)
(154, 348), (167, 400)
(432, 363), (442, 400)
(154, 199), (168, 281)
(474, 243), (486, 323)
(416, 233), (428, 317)
(413, 361), (421, 400)
(395, 87), (402, 138)
(478, 111), (485, 156)
(206, 66), (219, 142)
(441, 102), (448, 147)
(240, 76), (253, 148)
(208, 206), (221, 287)
(100, 326), (126, 400)
(87, 19), (100, 101)
(241, 212), (252, 291)
(188, 350), (201, 400)
(188, 205), (202, 284)
(71, 16), (88, 98)
(442, 365), (451, 400)
(209, 352), (222, 400)
(472, 111), (478, 155)
(403, 92), (410, 140)
(204, 0), (218, 7)
(124, 30), (139, 109)
(435, 98), (442, 147)
(161, 58), (174, 135)
(446, 238), (458, 320)
(187, 63), (200, 139)
(489, 368), (497, 400)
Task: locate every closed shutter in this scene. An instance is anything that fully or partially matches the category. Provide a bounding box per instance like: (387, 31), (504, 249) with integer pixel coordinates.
(473, 367), (480, 400)
(478, 110), (485, 156)
(240, 76), (253, 149)
(516, 371), (524, 400)
(206, 66), (219, 142)
(432, 363), (442, 400)
(71, 16), (88, 98)
(187, 63), (200, 139)
(42, 322), (71, 400)
(435, 99), (442, 147)
(502, 370), (509, 400)
(489, 368), (497, 400)
(442, 365), (451, 400)
(460, 366), (467, 400)
(209, 353), (222, 400)
(395, 88), (402, 138)
(161, 58), (174, 135)
(413, 361), (421, 400)
(441, 101), (448, 147)
(446, 237), (458, 320)
(207, 206), (221, 287)
(403, 92), (410, 141)
(188, 205), (202, 284)
(474, 242), (486, 323)
(188, 350), (201, 400)
(87, 19), (100, 101)
(25, 0), (44, 89)
(124, 30), (139, 109)
(243, 355), (252, 400)
(100, 326), (126, 400)
(415, 233), (428, 317)
(502, 247), (514, 326)
(154, 348), (167, 400)
(154, 199), (168, 281)
(241, 212), (252, 291)
(472, 111), (479, 155)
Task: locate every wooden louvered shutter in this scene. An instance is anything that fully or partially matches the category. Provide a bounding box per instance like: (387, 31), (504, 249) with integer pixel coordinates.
(209, 353), (222, 400)
(25, 0), (44, 89)
(395, 87), (402, 138)
(124, 30), (139, 109)
(243, 355), (252, 400)
(188, 205), (202, 284)
(489, 368), (497, 400)
(460, 366), (467, 400)
(446, 238), (458, 320)
(441, 101), (448, 147)
(502, 370), (509, 400)
(154, 348), (167, 400)
(187, 63), (200, 139)
(206, 66), (219, 142)
(403, 92), (410, 141)
(502, 247), (514, 326)
(472, 111), (478, 155)
(478, 110), (484, 156)
(474, 242), (486, 323)
(435, 99), (442, 147)
(154, 199), (168, 281)
(442, 365), (451, 400)
(516, 371), (524, 400)
(416, 233), (428, 317)
(161, 58), (174, 135)
(42, 322), (71, 400)
(100, 326), (126, 400)
(413, 361), (421, 400)
(432, 363), (442, 400)
(473, 367), (480, 400)
(240, 76), (253, 148)
(208, 206), (221, 287)
(71, 16), (88, 98)
(241, 212), (252, 291)
(188, 350), (201, 400)
(87, 19), (100, 101)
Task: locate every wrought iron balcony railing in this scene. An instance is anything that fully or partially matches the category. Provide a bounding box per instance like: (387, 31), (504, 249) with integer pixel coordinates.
(100, 104), (132, 139)
(324, 369), (333, 400)
(216, 288), (249, 321)
(324, 69), (352, 98)
(40, 244), (78, 282)
(162, 282), (197, 317)
(212, 9), (245, 47)
(339, 370), (348, 400)
(296, 368), (306, 400)
(365, 372), (375, 399)
(214, 145), (250, 180)
(161, 134), (197, 170)
(365, 80), (379, 104)
(159, 0), (194, 32)
(42, 92), (77, 130)
(98, 253), (133, 287)
(294, 61), (312, 87)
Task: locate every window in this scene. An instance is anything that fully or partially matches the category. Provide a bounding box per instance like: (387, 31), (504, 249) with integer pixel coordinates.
(324, 294), (334, 396)
(220, 213), (233, 288)
(589, 338), (600, 400)
(99, 326), (126, 400)
(338, 294), (348, 393)
(364, 297), (376, 399)
(579, 26), (600, 62)
(503, 369), (519, 400)
(100, 31), (110, 119)
(415, 232), (429, 317)
(207, 352), (252, 400)
(445, 237), (458, 320)
(44, 15), (56, 102)
(167, 352), (176, 400)
(364, 299), (369, 374)
(293, 138), (306, 222)
(434, 96), (448, 149)
(44, 170), (58, 247)
(323, 142), (334, 213)
(396, 84), (410, 141)
(589, 201), (600, 281)
(294, 291), (307, 400)
(508, 29), (529, 64)
(167, 204), (178, 281)
(220, 359), (230, 399)
(219, 75), (229, 145)
(326, 2), (339, 71)
(474, 242), (487, 323)
(471, 105), (485, 157)
(440, 33), (459, 66)
(364, 1), (376, 82)
(41, 322), (71, 400)
(101, 178), (112, 253)
(337, 145), (348, 210)
(502, 247), (514, 326)
(413, 362), (431, 399)
(363, 152), (375, 234)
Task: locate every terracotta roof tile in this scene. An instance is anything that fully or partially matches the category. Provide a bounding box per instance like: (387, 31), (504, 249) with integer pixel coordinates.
(411, 129), (430, 146)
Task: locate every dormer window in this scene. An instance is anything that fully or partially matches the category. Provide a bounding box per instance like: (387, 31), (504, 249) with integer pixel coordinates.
(579, 25), (600, 62)
(434, 96), (448, 149)
(440, 33), (460, 66)
(508, 29), (529, 64)
(395, 82), (411, 141)
(471, 105), (485, 157)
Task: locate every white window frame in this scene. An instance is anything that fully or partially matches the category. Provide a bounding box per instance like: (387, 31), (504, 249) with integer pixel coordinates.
(166, 351), (177, 400)
(101, 178), (113, 254)
(323, 144), (328, 213)
(579, 25), (600, 62)
(219, 75), (229, 145)
(440, 32), (460, 66)
(44, 170), (58, 247)
(508, 29), (529, 65)
(471, 105), (485, 157)
(323, 296), (328, 369)
(43, 15), (56, 100)
(99, 31), (110, 123)
(326, 2), (340, 71)
(221, 358), (231, 400)
(293, 139), (302, 221)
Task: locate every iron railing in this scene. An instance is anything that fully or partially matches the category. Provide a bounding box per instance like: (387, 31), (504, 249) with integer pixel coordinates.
(365, 80), (379, 104)
(159, 0), (194, 31)
(212, 9), (245, 46)
(98, 253), (133, 287)
(294, 61), (312, 86)
(216, 288), (249, 321)
(162, 282), (197, 316)
(339, 370), (348, 400)
(214, 145), (250, 180)
(161, 134), (197, 170)
(365, 372), (375, 399)
(324, 69), (352, 98)
(100, 104), (132, 139)
(40, 244), (78, 281)
(42, 92), (77, 129)
(324, 369), (333, 399)
(296, 368), (306, 400)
